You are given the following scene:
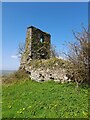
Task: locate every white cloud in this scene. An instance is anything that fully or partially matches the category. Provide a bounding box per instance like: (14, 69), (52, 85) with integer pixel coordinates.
(56, 55), (67, 60)
(11, 55), (18, 59)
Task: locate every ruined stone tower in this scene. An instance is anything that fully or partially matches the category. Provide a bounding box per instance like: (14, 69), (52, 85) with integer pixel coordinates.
(20, 26), (51, 69)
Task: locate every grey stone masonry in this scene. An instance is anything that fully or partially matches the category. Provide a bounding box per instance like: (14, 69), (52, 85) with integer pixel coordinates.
(20, 26), (51, 69)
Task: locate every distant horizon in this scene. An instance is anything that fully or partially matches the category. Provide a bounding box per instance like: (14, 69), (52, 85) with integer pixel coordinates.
(0, 69), (18, 71)
(0, 70), (17, 76)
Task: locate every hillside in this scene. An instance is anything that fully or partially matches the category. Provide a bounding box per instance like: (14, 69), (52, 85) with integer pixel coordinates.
(2, 79), (88, 118)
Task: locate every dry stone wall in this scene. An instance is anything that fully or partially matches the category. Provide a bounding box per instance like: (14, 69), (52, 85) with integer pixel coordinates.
(26, 67), (69, 83)
(24, 59), (71, 83)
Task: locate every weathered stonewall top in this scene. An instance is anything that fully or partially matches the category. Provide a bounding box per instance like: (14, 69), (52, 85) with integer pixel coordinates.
(20, 26), (51, 69)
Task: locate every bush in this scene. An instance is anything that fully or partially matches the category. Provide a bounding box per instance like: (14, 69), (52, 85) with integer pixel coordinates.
(64, 26), (89, 87)
(2, 69), (29, 84)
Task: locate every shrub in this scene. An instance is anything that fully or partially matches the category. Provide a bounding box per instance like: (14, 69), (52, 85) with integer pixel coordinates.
(64, 26), (90, 87)
(2, 69), (29, 84)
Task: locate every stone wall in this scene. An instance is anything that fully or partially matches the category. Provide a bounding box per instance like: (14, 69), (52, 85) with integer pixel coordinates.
(26, 67), (69, 83)
(20, 26), (51, 70)
(30, 26), (51, 59)
(24, 59), (71, 83)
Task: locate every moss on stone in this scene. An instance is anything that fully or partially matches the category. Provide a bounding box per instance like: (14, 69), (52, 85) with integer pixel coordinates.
(28, 58), (67, 69)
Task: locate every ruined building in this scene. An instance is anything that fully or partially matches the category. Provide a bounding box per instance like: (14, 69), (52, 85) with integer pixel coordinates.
(19, 26), (69, 83)
(20, 26), (51, 69)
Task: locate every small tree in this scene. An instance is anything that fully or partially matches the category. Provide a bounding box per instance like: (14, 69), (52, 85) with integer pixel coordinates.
(64, 26), (90, 87)
(17, 42), (25, 58)
(17, 41), (59, 60)
(50, 44), (59, 58)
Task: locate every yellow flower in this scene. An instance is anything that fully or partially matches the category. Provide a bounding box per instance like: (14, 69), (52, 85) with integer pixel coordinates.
(17, 111), (19, 114)
(28, 105), (32, 108)
(83, 111), (88, 117)
(8, 105), (12, 109)
(19, 111), (22, 114)
(22, 108), (25, 110)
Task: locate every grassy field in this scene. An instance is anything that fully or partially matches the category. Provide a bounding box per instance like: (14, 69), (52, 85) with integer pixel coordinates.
(2, 79), (88, 118)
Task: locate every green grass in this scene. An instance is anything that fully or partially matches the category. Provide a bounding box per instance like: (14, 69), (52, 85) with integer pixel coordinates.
(2, 80), (88, 118)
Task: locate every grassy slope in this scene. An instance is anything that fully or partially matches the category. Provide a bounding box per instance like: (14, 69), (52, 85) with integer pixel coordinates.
(2, 80), (88, 118)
